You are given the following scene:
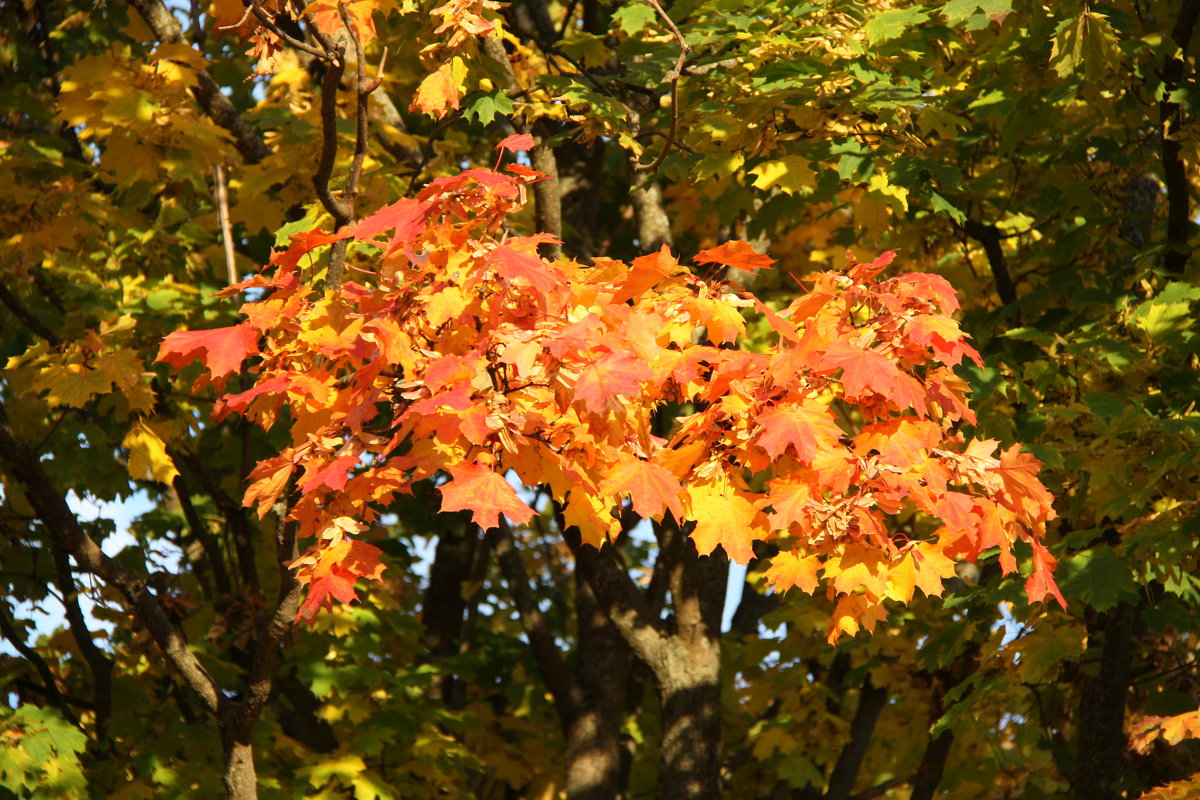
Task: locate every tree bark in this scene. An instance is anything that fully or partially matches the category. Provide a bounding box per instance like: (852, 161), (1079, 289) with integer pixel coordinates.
(631, 182), (673, 253)
(823, 677), (887, 800)
(1158, 0), (1200, 274)
(1073, 602), (1139, 800)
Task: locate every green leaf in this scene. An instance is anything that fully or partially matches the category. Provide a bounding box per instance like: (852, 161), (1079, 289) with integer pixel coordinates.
(1057, 547), (1139, 611)
(613, 3), (657, 35)
(1129, 282), (1200, 343)
(462, 90), (515, 125)
(862, 7), (929, 46)
(1049, 12), (1121, 82)
(929, 190), (966, 223)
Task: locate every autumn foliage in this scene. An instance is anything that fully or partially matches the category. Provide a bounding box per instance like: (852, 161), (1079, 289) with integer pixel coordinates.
(158, 138), (1060, 638)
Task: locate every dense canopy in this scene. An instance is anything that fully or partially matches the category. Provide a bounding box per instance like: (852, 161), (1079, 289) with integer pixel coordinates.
(1, 0), (1199, 799)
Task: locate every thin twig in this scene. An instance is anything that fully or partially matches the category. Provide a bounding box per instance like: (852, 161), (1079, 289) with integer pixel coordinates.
(633, 0), (690, 173)
(212, 162), (238, 286)
(246, 0), (329, 59)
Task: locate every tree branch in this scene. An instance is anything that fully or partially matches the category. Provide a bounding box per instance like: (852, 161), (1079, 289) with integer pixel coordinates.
(0, 406), (221, 715)
(1159, 0), (1200, 274)
(824, 675), (888, 800)
(961, 219), (1017, 306)
(124, 0), (271, 164)
(50, 543), (114, 737)
(562, 524), (667, 673)
(0, 601), (79, 726)
(632, 0), (690, 173)
(0, 279), (61, 347)
(495, 520), (584, 726)
(481, 37), (564, 257)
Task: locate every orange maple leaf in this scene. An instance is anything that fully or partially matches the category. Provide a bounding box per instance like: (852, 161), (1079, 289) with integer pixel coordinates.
(303, 0), (379, 40)
(439, 462), (536, 531)
(600, 458), (685, 521)
(763, 550), (820, 594)
(411, 61), (461, 119)
(754, 401), (842, 462)
(694, 240), (775, 272)
(820, 341), (903, 399)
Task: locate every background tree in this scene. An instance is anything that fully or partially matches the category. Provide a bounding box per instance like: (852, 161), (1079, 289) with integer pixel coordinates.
(1, 1), (1199, 800)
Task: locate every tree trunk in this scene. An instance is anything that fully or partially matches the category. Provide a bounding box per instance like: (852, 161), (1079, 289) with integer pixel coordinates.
(659, 634), (723, 800)
(1074, 602), (1138, 800)
(566, 563), (634, 799)
(221, 733), (258, 800)
(655, 529), (727, 800)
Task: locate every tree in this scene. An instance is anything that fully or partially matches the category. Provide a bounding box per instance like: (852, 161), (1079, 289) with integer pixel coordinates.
(1, 0), (1198, 799)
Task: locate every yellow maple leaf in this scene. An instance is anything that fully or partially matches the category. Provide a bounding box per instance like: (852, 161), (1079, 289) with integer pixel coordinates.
(411, 58), (467, 119)
(749, 155), (816, 196)
(123, 419), (180, 485)
(685, 479), (759, 563)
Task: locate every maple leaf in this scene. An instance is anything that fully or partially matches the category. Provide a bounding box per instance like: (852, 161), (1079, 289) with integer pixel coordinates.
(491, 245), (563, 294)
(846, 249), (895, 282)
(411, 59), (465, 119)
(563, 488), (618, 548)
(612, 246), (677, 304)
(600, 458), (684, 521)
(122, 419), (179, 485)
(303, 0), (379, 40)
(348, 197), (427, 243)
(1026, 541), (1067, 608)
(829, 593), (891, 643)
(996, 445), (1057, 520)
(819, 341), (903, 398)
(754, 400), (842, 462)
(910, 540), (957, 598)
(299, 454), (361, 494)
(573, 350), (654, 413)
(763, 550), (820, 594)
(496, 133), (535, 153)
(694, 240), (775, 272)
(439, 462), (536, 531)
(855, 417), (939, 471)
(297, 540), (386, 622)
(685, 481), (759, 563)
(905, 315), (983, 366)
(157, 323), (259, 380)
(298, 568), (359, 622)
(243, 455), (295, 518)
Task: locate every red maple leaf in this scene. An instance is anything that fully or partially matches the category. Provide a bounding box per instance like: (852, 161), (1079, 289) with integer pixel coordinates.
(1025, 541), (1066, 608)
(496, 133), (535, 153)
(573, 351), (654, 413)
(298, 569), (359, 621)
(157, 323), (259, 379)
(299, 454), (361, 494)
(694, 240), (775, 272)
(297, 540), (387, 622)
(439, 462), (536, 530)
(348, 197), (427, 244)
(491, 245), (563, 294)
(820, 341), (903, 398)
